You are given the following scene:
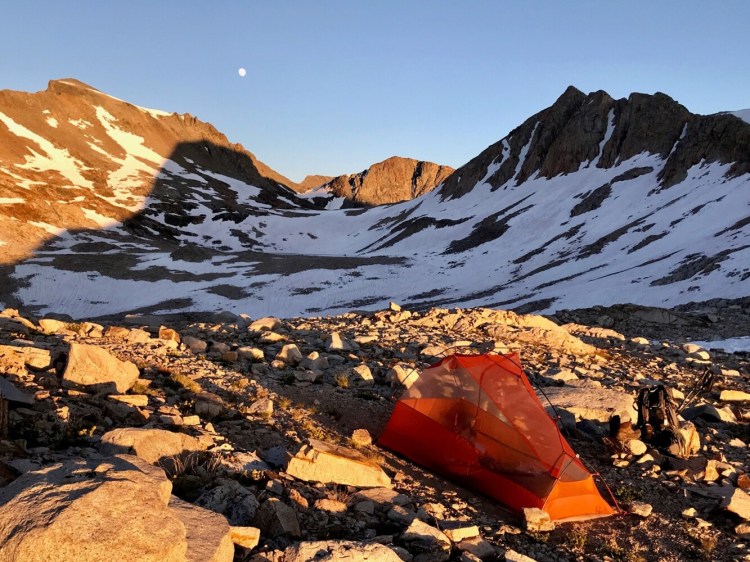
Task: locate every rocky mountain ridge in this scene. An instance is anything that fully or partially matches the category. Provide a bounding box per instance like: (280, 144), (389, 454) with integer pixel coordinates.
(0, 81), (749, 321)
(290, 175), (334, 193)
(0, 303), (748, 561)
(439, 86), (750, 200)
(314, 156), (454, 207)
(0, 79), (308, 263)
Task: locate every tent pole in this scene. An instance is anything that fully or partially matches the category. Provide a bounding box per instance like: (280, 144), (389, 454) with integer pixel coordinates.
(507, 354), (625, 516)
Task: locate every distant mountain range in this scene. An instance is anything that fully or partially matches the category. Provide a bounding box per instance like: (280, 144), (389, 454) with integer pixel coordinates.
(290, 174), (333, 193)
(0, 79), (748, 319)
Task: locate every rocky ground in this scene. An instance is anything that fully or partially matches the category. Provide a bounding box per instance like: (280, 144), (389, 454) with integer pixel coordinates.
(553, 298), (750, 344)
(0, 303), (749, 561)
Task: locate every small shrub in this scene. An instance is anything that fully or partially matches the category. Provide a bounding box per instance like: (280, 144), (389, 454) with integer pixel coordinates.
(567, 525), (588, 550)
(160, 451), (223, 502)
(165, 372), (202, 394)
(698, 534), (718, 561)
(66, 322), (85, 334)
(300, 419), (326, 441)
(327, 485), (354, 506)
(130, 380), (160, 396)
(597, 538), (646, 562)
(613, 484), (641, 504)
(229, 378), (250, 391)
(360, 448), (385, 465)
(161, 450), (222, 479)
(334, 373), (349, 388)
(527, 531), (549, 544)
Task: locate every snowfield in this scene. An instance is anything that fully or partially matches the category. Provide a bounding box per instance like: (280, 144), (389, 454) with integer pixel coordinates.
(7, 148), (750, 320)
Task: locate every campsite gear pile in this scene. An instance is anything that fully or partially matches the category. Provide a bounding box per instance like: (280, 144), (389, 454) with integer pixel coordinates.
(632, 371), (712, 458)
(379, 353), (616, 521)
(634, 385), (685, 456)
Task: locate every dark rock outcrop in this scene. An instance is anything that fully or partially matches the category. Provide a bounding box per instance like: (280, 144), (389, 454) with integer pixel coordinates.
(439, 86), (750, 200)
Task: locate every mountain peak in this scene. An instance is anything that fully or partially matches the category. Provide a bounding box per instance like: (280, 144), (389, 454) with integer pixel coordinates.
(319, 156), (454, 206)
(554, 85), (586, 106)
(292, 174), (334, 193)
(47, 78), (102, 96)
(0, 78), (312, 262)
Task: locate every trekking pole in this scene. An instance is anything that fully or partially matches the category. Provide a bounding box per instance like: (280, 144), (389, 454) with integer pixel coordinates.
(507, 354), (626, 517)
(677, 368), (714, 412)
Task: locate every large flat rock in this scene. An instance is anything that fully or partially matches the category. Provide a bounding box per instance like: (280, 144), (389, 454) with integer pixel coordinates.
(286, 439), (391, 488)
(0, 455), (186, 562)
(169, 497), (234, 562)
(100, 427), (208, 464)
(540, 386), (636, 423)
(723, 488), (750, 521)
(62, 342), (139, 394)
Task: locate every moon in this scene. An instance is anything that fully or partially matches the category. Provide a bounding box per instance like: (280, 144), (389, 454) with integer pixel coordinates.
(238, 68), (247, 77)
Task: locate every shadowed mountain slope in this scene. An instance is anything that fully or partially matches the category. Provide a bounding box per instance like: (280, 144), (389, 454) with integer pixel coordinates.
(439, 86), (750, 200)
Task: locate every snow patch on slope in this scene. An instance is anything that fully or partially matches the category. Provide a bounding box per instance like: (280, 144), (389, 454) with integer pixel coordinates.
(730, 109), (750, 124)
(69, 118), (92, 129)
(82, 208), (121, 228)
(590, 109), (615, 166)
(514, 123), (539, 185)
(94, 106), (162, 210)
(28, 222), (65, 236)
(0, 111), (94, 190)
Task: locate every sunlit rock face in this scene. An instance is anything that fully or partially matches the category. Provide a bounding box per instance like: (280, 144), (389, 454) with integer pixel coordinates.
(0, 78), (302, 263)
(315, 156), (454, 207)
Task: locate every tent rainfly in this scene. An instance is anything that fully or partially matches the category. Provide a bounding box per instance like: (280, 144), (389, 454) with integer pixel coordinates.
(378, 353), (615, 521)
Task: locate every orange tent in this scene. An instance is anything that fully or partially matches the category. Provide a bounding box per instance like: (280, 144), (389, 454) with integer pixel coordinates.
(378, 353), (615, 521)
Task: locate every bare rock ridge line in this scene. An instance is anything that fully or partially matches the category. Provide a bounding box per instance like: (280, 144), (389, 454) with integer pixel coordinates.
(439, 85), (750, 200)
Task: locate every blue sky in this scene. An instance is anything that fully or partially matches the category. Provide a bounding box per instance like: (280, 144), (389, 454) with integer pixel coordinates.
(3, 1), (749, 182)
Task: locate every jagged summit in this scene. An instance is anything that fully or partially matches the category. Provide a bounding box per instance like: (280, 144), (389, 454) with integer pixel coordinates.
(439, 86), (750, 200)
(48, 78), (101, 93)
